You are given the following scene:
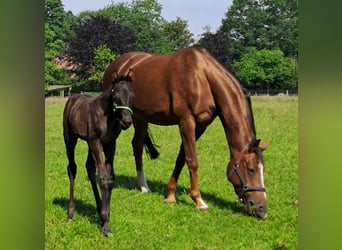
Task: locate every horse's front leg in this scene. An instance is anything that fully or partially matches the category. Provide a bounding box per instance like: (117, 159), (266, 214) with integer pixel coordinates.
(165, 127), (207, 203)
(89, 140), (114, 236)
(179, 118), (208, 211)
(132, 119), (150, 192)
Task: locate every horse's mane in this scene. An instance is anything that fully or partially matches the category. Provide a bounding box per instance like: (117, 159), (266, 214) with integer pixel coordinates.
(243, 89), (257, 140)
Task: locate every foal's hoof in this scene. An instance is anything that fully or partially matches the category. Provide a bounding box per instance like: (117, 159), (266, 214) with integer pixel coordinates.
(101, 226), (113, 237)
(104, 231), (113, 237)
(67, 214), (73, 221)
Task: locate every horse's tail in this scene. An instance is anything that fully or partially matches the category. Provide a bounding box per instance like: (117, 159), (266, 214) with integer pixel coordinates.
(143, 131), (159, 159)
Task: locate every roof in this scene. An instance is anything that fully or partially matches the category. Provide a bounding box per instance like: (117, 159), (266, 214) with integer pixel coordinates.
(54, 55), (78, 71)
(48, 85), (72, 91)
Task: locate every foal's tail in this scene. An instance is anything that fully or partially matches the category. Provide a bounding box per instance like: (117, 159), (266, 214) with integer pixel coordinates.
(143, 131), (159, 159)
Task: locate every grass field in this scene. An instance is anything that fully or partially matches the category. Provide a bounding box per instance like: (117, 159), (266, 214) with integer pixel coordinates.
(45, 96), (298, 249)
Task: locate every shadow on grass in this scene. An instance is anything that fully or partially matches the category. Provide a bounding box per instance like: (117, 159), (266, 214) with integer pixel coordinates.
(52, 197), (99, 225)
(115, 174), (244, 215)
(52, 174), (244, 225)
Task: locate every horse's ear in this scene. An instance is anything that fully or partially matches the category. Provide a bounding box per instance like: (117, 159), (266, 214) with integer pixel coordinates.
(248, 139), (271, 152)
(259, 141), (271, 151)
(112, 71), (118, 83)
(248, 139), (261, 152)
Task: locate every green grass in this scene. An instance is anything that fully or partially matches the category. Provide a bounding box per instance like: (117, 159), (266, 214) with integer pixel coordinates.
(45, 96), (298, 249)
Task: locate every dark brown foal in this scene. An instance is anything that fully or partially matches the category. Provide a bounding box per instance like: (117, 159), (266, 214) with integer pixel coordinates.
(63, 73), (133, 235)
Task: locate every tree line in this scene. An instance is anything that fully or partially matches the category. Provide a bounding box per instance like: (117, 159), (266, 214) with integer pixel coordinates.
(45, 0), (298, 94)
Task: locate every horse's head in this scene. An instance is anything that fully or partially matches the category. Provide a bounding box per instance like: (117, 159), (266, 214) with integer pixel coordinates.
(111, 70), (134, 130)
(227, 140), (270, 219)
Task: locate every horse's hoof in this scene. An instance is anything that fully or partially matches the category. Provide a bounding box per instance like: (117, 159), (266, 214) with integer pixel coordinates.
(140, 186), (150, 193)
(197, 204), (209, 211)
(196, 199), (209, 211)
(164, 196), (176, 203)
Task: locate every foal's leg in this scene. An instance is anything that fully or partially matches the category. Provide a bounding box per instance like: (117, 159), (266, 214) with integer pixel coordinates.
(65, 135), (78, 220)
(165, 127), (207, 205)
(100, 141), (116, 236)
(178, 118), (208, 210)
(85, 149), (101, 215)
(89, 140), (114, 236)
(132, 119), (150, 192)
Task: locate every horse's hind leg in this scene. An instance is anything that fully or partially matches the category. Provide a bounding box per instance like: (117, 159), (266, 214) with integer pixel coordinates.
(165, 126), (207, 208)
(165, 144), (185, 203)
(132, 119), (150, 192)
(144, 133), (159, 159)
(85, 149), (101, 215)
(65, 135), (78, 220)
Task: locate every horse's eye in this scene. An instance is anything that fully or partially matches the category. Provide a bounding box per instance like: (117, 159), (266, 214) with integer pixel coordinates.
(247, 167), (255, 175)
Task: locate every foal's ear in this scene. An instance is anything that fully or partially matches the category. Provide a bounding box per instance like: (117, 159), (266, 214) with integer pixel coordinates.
(259, 141), (271, 151)
(112, 71), (118, 83)
(127, 68), (134, 81)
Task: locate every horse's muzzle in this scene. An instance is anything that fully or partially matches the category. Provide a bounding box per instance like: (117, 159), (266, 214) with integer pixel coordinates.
(243, 198), (268, 219)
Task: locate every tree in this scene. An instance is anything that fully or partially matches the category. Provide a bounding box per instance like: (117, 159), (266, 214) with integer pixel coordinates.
(262, 0), (298, 58)
(45, 0), (75, 42)
(198, 31), (233, 72)
(45, 23), (67, 90)
(99, 0), (166, 53)
(161, 17), (194, 52)
(233, 47), (296, 94)
(129, 0), (165, 52)
(66, 15), (136, 84)
(220, 0), (298, 62)
(99, 0), (194, 53)
(45, 0), (75, 91)
(87, 45), (117, 90)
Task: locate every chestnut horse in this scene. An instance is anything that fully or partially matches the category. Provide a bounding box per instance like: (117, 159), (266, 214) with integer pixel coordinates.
(103, 46), (270, 219)
(63, 73), (133, 235)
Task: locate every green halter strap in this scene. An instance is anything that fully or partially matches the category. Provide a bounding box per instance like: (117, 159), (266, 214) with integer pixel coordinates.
(113, 105), (133, 115)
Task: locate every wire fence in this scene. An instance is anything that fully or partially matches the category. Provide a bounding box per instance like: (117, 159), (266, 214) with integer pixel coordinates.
(245, 88), (298, 96)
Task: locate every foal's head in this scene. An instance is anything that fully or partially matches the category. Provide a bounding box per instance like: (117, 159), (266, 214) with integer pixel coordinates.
(227, 140), (270, 219)
(111, 71), (134, 130)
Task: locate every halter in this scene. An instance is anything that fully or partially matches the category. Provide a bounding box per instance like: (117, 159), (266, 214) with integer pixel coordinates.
(228, 142), (266, 199)
(113, 105), (133, 115)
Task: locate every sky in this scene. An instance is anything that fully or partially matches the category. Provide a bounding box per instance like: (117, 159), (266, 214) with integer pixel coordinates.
(61, 0), (233, 38)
